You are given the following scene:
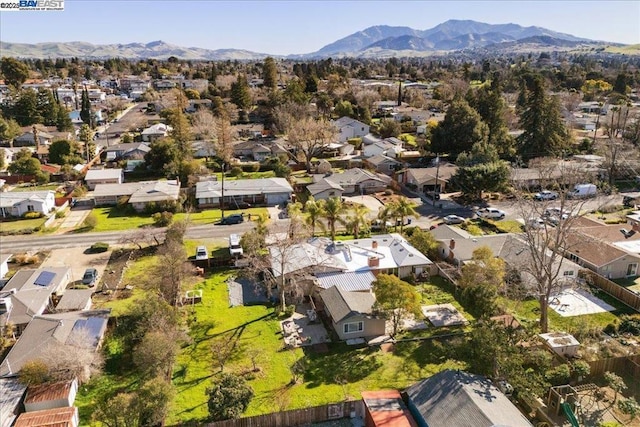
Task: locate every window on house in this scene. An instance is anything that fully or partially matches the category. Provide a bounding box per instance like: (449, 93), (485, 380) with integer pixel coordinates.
(388, 164), (395, 170)
(27, 205), (34, 212)
(563, 270), (574, 276)
(343, 322), (363, 334)
(329, 191), (335, 196)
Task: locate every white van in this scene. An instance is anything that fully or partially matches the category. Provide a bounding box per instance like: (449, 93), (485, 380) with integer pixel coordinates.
(568, 184), (597, 199)
(229, 234), (243, 257)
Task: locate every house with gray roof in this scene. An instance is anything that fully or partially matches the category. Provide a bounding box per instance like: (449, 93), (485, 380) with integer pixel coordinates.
(307, 168), (388, 200)
(84, 168), (123, 190)
(195, 177), (293, 208)
(92, 180), (180, 212)
(0, 378), (26, 427)
(141, 123), (172, 142)
(0, 191), (55, 218)
(0, 267), (71, 335)
(103, 143), (150, 162)
(331, 117), (370, 142)
(397, 163), (458, 196)
(0, 309), (110, 377)
(55, 289), (94, 312)
(364, 154), (402, 176)
(405, 370), (533, 427)
(320, 285), (385, 340)
(307, 179), (344, 201)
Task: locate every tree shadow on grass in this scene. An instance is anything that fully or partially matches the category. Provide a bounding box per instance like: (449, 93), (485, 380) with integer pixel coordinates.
(393, 337), (459, 368)
(302, 344), (382, 387)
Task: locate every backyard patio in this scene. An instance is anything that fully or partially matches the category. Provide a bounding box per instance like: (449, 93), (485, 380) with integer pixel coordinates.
(281, 303), (330, 348)
(549, 288), (615, 317)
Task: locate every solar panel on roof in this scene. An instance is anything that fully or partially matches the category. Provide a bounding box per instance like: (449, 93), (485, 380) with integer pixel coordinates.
(67, 317), (106, 347)
(33, 271), (56, 287)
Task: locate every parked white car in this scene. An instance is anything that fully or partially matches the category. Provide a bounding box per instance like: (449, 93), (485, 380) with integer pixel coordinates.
(526, 217), (545, 229)
(476, 208), (506, 220)
(534, 190), (559, 201)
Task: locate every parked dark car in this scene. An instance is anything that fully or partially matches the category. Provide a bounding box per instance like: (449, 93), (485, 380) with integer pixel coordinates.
(219, 214), (244, 225)
(82, 268), (98, 287)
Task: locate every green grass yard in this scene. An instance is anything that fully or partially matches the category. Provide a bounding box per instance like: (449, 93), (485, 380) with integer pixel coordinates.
(84, 207), (269, 232)
(9, 183), (62, 192)
(0, 216), (47, 233)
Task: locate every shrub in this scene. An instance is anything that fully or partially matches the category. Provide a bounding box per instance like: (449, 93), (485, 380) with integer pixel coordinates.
(284, 305), (296, 317)
(83, 213), (98, 229)
(228, 166), (243, 177)
(241, 163), (261, 173)
(144, 200), (179, 214)
(618, 314), (640, 335)
(55, 210), (66, 219)
(153, 211), (174, 227)
(23, 211), (43, 219)
(545, 364), (571, 385)
(18, 360), (50, 386)
(14, 253), (40, 265)
(384, 189), (394, 195)
(89, 242), (109, 253)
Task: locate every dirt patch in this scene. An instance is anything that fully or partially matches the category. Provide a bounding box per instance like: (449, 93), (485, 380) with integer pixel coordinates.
(380, 343), (395, 353)
(5, 251), (50, 277)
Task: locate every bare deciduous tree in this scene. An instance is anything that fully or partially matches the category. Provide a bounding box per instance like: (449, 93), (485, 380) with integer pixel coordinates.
(40, 327), (104, 383)
(286, 117), (337, 173)
(118, 227), (164, 250)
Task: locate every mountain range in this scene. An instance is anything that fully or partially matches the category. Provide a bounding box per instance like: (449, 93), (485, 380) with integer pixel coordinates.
(0, 20), (619, 60)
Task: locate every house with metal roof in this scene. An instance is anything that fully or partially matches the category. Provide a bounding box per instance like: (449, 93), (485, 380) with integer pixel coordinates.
(24, 379), (77, 413)
(0, 267), (71, 335)
(320, 285), (385, 341)
(0, 309), (110, 378)
(84, 168), (123, 190)
(405, 370), (533, 427)
(0, 191), (55, 218)
(0, 378), (27, 427)
(195, 177), (293, 208)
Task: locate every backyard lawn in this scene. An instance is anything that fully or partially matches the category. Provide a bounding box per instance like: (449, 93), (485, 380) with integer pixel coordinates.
(9, 183), (62, 192)
(168, 271), (464, 424)
(85, 206), (269, 232)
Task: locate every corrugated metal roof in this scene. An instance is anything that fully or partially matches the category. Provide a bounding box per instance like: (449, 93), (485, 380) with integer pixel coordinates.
(0, 378), (27, 427)
(25, 380), (74, 404)
(14, 406), (77, 427)
(315, 271), (376, 292)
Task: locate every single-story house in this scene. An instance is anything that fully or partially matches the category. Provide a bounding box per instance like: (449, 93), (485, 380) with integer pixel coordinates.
(24, 379), (77, 412)
(270, 234), (433, 283)
(103, 143), (150, 162)
(0, 191), (55, 218)
(14, 407), (79, 427)
(252, 144), (271, 162)
(195, 178), (293, 208)
(55, 289), (94, 312)
(363, 140), (403, 158)
(13, 131), (54, 147)
(308, 168), (388, 200)
(364, 154), (402, 176)
(320, 285), (385, 341)
(0, 267), (71, 335)
(191, 140), (216, 159)
(398, 163), (458, 195)
(84, 168), (123, 190)
(405, 370), (533, 427)
(0, 378), (27, 427)
(232, 139), (290, 159)
(332, 117), (370, 142)
(185, 98), (213, 113)
(0, 253), (11, 279)
(0, 309), (111, 377)
(141, 123), (172, 142)
(93, 180), (180, 212)
(562, 232), (640, 279)
(323, 142), (355, 158)
(307, 179), (344, 201)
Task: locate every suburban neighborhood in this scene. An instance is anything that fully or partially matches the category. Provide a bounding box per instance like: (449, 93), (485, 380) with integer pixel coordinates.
(1, 8), (640, 427)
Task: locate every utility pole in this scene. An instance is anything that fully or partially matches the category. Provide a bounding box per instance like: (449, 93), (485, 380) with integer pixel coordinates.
(433, 154), (440, 207)
(221, 162), (226, 219)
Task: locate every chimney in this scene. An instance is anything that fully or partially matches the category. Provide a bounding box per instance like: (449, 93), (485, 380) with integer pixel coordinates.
(372, 240), (378, 250)
(368, 256), (380, 268)
(449, 239), (456, 250)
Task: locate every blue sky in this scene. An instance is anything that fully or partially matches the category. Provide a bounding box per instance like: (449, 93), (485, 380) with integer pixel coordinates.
(1, 1), (639, 55)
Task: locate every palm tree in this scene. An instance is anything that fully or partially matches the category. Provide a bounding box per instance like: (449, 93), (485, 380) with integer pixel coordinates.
(323, 197), (346, 241)
(377, 205), (393, 233)
(304, 198), (325, 236)
(392, 197), (417, 235)
(347, 204), (370, 239)
(287, 201), (303, 219)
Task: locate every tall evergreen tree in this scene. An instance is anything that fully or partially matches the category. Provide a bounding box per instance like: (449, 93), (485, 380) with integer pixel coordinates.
(230, 74), (251, 111)
(516, 74), (569, 161)
(430, 97), (488, 158)
(12, 89), (42, 126)
(36, 88), (59, 126)
(262, 57), (278, 90)
(80, 87), (92, 127)
(1, 57), (30, 89)
(468, 75), (515, 159)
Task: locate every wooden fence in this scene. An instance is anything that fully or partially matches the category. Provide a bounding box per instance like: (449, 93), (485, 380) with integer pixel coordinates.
(587, 354), (640, 378)
(580, 270), (640, 312)
(205, 400), (362, 427)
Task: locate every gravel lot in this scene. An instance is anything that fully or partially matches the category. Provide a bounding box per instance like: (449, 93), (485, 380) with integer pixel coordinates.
(41, 247), (111, 285)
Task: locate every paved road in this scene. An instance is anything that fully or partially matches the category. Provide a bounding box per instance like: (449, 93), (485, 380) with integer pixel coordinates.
(0, 221), (258, 252)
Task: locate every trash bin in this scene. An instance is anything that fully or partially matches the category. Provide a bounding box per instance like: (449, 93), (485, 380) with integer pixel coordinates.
(407, 219), (412, 224)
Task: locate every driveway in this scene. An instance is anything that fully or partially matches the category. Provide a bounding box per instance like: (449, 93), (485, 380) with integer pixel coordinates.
(58, 206), (91, 230)
(41, 247), (111, 285)
(343, 195), (384, 218)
